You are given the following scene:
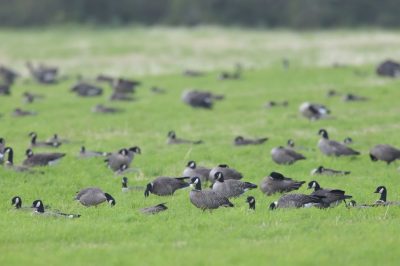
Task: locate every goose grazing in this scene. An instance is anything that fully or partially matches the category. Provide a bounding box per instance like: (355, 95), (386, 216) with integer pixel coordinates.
(29, 132), (61, 148)
(369, 144), (400, 164)
(71, 82), (103, 97)
(211, 172), (257, 198)
(144, 176), (190, 197)
(246, 196), (256, 210)
(122, 177), (144, 193)
(260, 172), (305, 196)
(234, 136), (268, 146)
(3, 147), (35, 172)
(189, 177), (234, 210)
(32, 200), (80, 218)
(75, 187), (116, 207)
(183, 160), (211, 184)
(92, 104), (122, 114)
(167, 131), (203, 145)
(299, 102), (330, 120)
(23, 149), (66, 167)
(79, 146), (110, 158)
(307, 181), (352, 208)
(311, 166), (351, 176)
(269, 194), (325, 209)
(26, 62), (58, 84)
(105, 146), (141, 171)
(140, 203), (168, 215)
(12, 108), (36, 117)
(271, 146), (306, 165)
(318, 129), (360, 156)
(181, 90), (223, 109)
(209, 164), (243, 182)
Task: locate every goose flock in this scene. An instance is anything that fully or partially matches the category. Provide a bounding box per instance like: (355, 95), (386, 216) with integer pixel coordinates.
(2, 59), (400, 218)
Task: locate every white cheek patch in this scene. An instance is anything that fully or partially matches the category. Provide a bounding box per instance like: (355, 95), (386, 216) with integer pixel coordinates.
(379, 188), (384, 194)
(194, 179), (199, 184)
(36, 201), (41, 208)
(15, 198), (20, 204)
(304, 203), (315, 208)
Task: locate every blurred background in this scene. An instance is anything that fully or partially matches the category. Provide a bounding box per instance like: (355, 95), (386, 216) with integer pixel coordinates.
(1, 0), (400, 28)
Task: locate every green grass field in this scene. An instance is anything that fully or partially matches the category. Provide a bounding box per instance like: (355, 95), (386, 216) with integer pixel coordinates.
(1, 27), (400, 266)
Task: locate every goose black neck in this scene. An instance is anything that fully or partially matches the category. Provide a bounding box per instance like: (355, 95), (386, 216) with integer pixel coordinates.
(249, 201), (255, 210)
(193, 181), (202, 190)
(6, 147), (13, 164)
(36, 205), (44, 213)
(31, 135), (37, 144)
(122, 182), (127, 188)
(380, 190), (387, 202)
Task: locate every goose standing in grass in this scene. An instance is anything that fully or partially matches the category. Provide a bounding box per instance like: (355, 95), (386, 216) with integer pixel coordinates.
(307, 181), (352, 208)
(189, 177), (234, 210)
(271, 146), (306, 165)
(79, 146), (110, 158)
(3, 147), (35, 172)
(29, 132), (61, 148)
(144, 176), (190, 197)
(269, 194), (324, 209)
(260, 172), (305, 196)
(32, 200), (80, 218)
(246, 196), (256, 210)
(209, 164), (243, 182)
(318, 129), (360, 156)
(299, 102), (330, 120)
(233, 136), (268, 146)
(183, 160), (211, 183)
(167, 131), (203, 145)
(22, 149), (66, 167)
(75, 188), (116, 207)
(140, 203), (168, 215)
(311, 166), (351, 176)
(369, 144), (400, 164)
(211, 172), (257, 198)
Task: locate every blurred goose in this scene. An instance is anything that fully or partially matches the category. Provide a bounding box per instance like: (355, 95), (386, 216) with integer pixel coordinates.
(110, 92), (134, 101)
(0, 65), (19, 85)
(183, 69), (204, 77)
(269, 194), (324, 209)
(122, 177), (144, 192)
(92, 104), (122, 114)
(372, 186), (400, 206)
(79, 146), (110, 158)
(369, 144), (400, 164)
(318, 129), (360, 156)
(150, 86), (166, 94)
(167, 131), (203, 145)
(32, 200), (80, 218)
(234, 136), (268, 146)
(311, 166), (351, 176)
(376, 60), (400, 77)
(105, 146), (141, 171)
(23, 92), (44, 103)
(271, 146), (306, 165)
(246, 196), (256, 210)
(26, 62), (58, 84)
(12, 108), (36, 117)
(75, 187), (116, 207)
(0, 137), (5, 163)
(299, 102), (330, 120)
(29, 132), (61, 148)
(343, 137), (353, 145)
(144, 176), (190, 197)
(211, 172), (257, 198)
(307, 181), (352, 208)
(23, 149), (66, 167)
(209, 164), (243, 182)
(287, 139), (313, 151)
(343, 93), (368, 102)
(218, 64), (241, 80)
(326, 89), (340, 97)
(112, 78), (140, 93)
(3, 147), (35, 172)
(140, 203), (168, 215)
(181, 90), (223, 109)
(71, 82), (103, 97)
(264, 101), (288, 108)
(183, 160), (211, 183)
(114, 164), (138, 175)
(46, 134), (69, 144)
(260, 172), (305, 196)
(0, 84), (11, 95)
(189, 177), (234, 210)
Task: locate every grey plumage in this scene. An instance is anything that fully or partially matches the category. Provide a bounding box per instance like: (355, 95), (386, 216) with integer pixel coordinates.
(307, 181), (352, 208)
(209, 164), (243, 182)
(369, 144), (400, 164)
(12, 108), (36, 117)
(22, 149), (65, 167)
(183, 160), (211, 184)
(311, 166), (351, 176)
(271, 146), (306, 165)
(29, 132), (61, 148)
(0, 137), (5, 164)
(167, 131), (203, 145)
(181, 90), (223, 109)
(234, 136), (268, 146)
(3, 147), (35, 172)
(318, 129), (360, 156)
(105, 146), (141, 171)
(144, 176), (190, 197)
(71, 82), (103, 97)
(260, 172), (305, 196)
(32, 200), (80, 218)
(26, 62), (58, 84)
(211, 172), (257, 198)
(299, 102), (330, 120)
(79, 146), (110, 158)
(75, 187), (116, 207)
(189, 177), (234, 210)
(269, 194), (324, 209)
(140, 203), (168, 215)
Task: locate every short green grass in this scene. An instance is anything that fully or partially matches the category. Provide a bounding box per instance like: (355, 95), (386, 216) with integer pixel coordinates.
(1, 27), (400, 266)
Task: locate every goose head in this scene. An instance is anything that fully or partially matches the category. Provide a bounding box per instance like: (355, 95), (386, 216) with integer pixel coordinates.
(104, 193), (116, 206)
(187, 160), (196, 169)
(246, 196), (256, 210)
(31, 199), (45, 213)
(11, 196), (22, 209)
(189, 177), (202, 190)
(318, 129), (329, 139)
(214, 172), (224, 183)
(168, 131), (176, 139)
(307, 180), (321, 190)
